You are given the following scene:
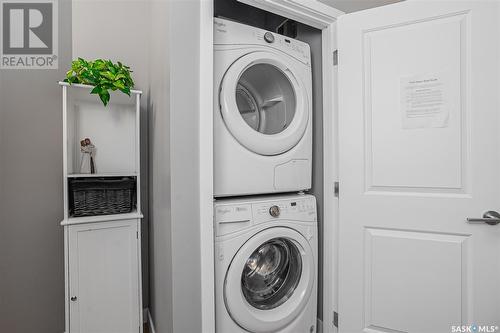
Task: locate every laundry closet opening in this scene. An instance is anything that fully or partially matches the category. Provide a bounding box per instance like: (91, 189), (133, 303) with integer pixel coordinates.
(214, 0), (325, 325)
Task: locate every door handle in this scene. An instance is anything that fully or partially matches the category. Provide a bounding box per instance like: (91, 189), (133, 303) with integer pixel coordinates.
(467, 211), (500, 225)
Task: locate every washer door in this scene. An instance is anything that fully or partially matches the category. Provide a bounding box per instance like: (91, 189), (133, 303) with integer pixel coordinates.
(224, 227), (315, 332)
(220, 51), (309, 156)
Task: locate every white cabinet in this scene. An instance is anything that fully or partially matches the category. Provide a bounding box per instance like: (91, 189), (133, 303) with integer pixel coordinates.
(68, 219), (142, 333)
(60, 82), (144, 333)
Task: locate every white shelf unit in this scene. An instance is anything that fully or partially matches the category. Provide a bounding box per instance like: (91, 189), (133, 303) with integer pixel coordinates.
(59, 82), (143, 333)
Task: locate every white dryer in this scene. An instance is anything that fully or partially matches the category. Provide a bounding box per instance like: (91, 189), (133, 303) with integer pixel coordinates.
(214, 194), (317, 333)
(214, 18), (313, 197)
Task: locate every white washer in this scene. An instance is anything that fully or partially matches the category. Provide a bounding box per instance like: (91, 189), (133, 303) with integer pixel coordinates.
(214, 18), (313, 197)
(214, 194), (317, 333)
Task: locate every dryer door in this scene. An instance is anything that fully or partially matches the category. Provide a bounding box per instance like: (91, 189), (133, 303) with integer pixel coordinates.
(220, 51), (309, 156)
(224, 227), (315, 333)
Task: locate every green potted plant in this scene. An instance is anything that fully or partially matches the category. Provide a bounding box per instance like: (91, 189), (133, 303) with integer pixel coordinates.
(65, 58), (135, 106)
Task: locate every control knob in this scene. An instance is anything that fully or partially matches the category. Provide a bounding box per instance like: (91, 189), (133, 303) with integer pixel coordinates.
(269, 205), (280, 217)
(264, 32), (275, 43)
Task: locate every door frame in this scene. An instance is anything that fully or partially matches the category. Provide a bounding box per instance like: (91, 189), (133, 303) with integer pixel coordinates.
(186, 0), (342, 332)
(212, 1), (342, 332)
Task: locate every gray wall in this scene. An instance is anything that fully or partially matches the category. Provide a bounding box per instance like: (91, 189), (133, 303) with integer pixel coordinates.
(71, 0), (151, 310)
(0, 1), (72, 332)
(215, 0), (287, 32)
(148, 0), (173, 332)
(0, 1), (153, 331)
(319, 0), (403, 13)
(296, 23), (324, 325)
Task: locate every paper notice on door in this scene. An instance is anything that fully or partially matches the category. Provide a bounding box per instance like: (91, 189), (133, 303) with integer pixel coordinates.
(400, 71), (452, 129)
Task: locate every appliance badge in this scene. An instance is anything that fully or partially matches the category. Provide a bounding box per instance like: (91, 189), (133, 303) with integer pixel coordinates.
(214, 20), (226, 33)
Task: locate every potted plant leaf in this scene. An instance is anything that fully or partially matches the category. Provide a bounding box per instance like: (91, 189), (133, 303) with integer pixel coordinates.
(64, 58), (135, 106)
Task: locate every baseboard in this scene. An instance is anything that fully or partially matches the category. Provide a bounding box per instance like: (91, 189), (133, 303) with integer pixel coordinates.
(147, 308), (157, 333)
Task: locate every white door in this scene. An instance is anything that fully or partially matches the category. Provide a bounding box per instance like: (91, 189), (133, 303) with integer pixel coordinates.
(338, 1), (500, 332)
(69, 220), (141, 333)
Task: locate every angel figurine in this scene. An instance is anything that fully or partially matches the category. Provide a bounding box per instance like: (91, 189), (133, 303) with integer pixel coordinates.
(79, 138), (96, 174)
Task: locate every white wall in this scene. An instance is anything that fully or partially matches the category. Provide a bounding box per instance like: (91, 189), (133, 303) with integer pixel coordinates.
(168, 1), (215, 332)
(72, 0), (151, 309)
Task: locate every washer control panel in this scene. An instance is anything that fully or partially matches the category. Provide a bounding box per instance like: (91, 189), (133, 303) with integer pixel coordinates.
(214, 195), (317, 237)
(252, 196), (316, 225)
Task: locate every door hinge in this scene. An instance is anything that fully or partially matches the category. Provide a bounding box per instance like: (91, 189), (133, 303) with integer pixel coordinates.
(334, 182), (339, 197)
(333, 311), (339, 328)
(333, 50), (338, 66)
(136, 231), (139, 239)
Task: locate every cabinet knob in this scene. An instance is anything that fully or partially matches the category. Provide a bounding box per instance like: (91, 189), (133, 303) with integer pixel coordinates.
(71, 296), (77, 302)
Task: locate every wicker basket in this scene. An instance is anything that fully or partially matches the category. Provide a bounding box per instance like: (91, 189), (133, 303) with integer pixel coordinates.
(69, 177), (136, 217)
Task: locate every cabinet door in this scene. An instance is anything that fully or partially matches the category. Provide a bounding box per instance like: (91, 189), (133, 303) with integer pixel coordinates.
(69, 220), (140, 333)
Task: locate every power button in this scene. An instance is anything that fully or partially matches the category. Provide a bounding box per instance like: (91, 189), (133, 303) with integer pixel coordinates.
(264, 32), (275, 43)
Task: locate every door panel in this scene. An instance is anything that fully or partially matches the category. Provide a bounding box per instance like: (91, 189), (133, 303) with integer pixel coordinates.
(338, 1), (500, 332)
(69, 220), (140, 333)
(364, 13), (466, 193)
(365, 228), (468, 332)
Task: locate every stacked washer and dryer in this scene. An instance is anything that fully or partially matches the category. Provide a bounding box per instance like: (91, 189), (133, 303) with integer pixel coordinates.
(213, 18), (318, 333)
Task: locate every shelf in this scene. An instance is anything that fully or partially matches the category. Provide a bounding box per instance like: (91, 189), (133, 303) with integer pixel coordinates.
(65, 85), (138, 175)
(67, 173), (138, 178)
(61, 211), (143, 226)
(61, 81), (142, 224)
(59, 81), (142, 95)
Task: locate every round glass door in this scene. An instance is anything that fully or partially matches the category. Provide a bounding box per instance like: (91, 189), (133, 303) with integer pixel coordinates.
(236, 64), (296, 135)
(220, 51), (309, 156)
(224, 227), (315, 333)
(241, 238), (302, 310)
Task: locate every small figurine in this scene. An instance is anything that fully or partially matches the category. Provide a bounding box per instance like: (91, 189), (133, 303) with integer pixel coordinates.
(79, 138), (96, 174)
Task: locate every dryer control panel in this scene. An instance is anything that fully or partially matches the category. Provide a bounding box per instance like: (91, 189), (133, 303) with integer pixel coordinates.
(214, 195), (317, 237)
(214, 17), (311, 65)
